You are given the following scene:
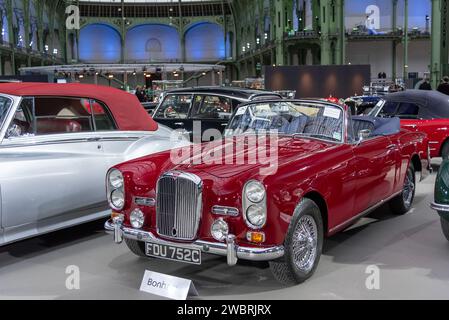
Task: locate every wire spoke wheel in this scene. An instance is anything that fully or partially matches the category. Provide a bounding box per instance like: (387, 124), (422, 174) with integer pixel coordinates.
(403, 168), (415, 208)
(269, 199), (323, 284)
(291, 215), (318, 273)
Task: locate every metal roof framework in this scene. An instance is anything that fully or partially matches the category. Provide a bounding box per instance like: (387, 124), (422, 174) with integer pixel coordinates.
(19, 63), (226, 75)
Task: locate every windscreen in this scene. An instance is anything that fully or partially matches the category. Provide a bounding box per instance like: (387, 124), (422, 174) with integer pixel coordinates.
(226, 101), (344, 142)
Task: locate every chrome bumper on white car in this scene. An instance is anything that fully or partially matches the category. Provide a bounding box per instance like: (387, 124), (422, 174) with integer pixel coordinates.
(104, 219), (285, 266)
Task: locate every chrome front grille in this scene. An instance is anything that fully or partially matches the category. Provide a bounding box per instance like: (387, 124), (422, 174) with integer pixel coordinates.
(156, 171), (202, 240)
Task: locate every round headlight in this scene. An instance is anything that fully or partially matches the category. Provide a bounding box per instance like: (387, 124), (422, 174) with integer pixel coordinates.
(130, 209), (145, 229)
(111, 189), (124, 209)
(211, 219), (229, 242)
(109, 169), (124, 189)
(245, 181), (265, 203)
(246, 205), (266, 228)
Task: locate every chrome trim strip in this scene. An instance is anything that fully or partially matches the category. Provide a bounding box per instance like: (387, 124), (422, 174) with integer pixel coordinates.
(212, 205), (240, 217)
(104, 220), (285, 263)
(160, 170), (203, 185)
(329, 191), (402, 233)
(1, 136), (141, 148)
(430, 202), (449, 213)
(134, 197), (156, 207)
(248, 93), (283, 100)
(105, 220), (115, 232)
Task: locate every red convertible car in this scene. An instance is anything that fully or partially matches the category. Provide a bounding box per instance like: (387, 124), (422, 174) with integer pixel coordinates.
(368, 90), (449, 158)
(105, 99), (430, 284)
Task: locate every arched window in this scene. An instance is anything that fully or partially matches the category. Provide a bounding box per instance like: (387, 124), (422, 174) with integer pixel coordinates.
(29, 1), (37, 50)
(185, 22), (225, 62)
(79, 24), (121, 63)
(125, 24), (181, 62)
(0, 6), (8, 43)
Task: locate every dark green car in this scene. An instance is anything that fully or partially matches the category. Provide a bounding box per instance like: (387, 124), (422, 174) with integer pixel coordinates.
(431, 160), (449, 241)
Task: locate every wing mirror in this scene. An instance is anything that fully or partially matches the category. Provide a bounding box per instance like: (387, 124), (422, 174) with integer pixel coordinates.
(357, 129), (371, 144)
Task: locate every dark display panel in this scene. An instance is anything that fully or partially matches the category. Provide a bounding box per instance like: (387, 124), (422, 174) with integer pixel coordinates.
(265, 65), (371, 99)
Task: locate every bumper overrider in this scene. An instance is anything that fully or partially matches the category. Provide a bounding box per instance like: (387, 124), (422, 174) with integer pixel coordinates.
(104, 219), (285, 266)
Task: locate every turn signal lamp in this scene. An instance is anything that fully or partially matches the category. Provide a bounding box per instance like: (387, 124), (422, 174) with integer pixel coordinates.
(246, 232), (265, 243)
(111, 211), (121, 219)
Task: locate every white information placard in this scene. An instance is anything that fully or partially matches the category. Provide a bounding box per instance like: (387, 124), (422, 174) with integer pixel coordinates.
(323, 107), (341, 119)
(139, 270), (198, 300)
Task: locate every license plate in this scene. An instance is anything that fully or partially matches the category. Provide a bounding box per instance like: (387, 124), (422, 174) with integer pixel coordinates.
(145, 242), (201, 265)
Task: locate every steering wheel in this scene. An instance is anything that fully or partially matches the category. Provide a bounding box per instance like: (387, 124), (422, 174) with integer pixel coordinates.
(164, 107), (180, 119)
(6, 119), (31, 138)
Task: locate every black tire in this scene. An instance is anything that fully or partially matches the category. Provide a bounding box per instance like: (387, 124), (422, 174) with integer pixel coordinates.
(389, 163), (416, 215)
(441, 140), (449, 160)
(441, 217), (449, 242)
(124, 238), (147, 257)
(269, 198), (324, 285)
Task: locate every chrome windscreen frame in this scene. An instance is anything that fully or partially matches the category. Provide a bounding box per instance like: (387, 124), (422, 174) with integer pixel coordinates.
(226, 99), (346, 145)
(0, 94), (21, 144)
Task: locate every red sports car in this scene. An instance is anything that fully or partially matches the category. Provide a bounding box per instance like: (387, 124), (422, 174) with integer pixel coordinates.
(368, 90), (449, 158)
(105, 99), (430, 284)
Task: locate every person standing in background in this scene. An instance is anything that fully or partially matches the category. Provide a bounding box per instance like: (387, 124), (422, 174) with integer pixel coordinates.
(437, 77), (449, 96)
(135, 86), (146, 102)
(419, 78), (432, 90)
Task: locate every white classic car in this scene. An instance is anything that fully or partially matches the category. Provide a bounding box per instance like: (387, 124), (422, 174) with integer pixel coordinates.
(0, 82), (188, 246)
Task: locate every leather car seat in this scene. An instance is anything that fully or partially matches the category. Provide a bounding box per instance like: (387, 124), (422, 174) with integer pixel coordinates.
(36, 119), (82, 134)
(285, 116), (308, 134)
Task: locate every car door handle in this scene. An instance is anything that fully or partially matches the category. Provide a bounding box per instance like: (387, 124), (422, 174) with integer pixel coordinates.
(221, 123), (228, 126)
(174, 122), (185, 126)
(404, 125), (417, 129)
(87, 137), (101, 142)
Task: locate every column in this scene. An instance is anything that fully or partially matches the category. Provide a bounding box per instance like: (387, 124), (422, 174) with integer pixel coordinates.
(120, 0), (125, 63)
(274, 0), (287, 66)
(331, 0), (345, 65)
(23, 0), (30, 51)
(37, 1), (44, 53)
(6, 0), (15, 74)
(431, 0), (449, 88)
(403, 0), (409, 81)
(211, 69), (216, 86)
(320, 0), (332, 65)
(218, 69), (223, 85)
(392, 0), (398, 80)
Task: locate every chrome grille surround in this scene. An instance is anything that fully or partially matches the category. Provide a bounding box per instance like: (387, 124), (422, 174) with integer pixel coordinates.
(156, 171), (203, 240)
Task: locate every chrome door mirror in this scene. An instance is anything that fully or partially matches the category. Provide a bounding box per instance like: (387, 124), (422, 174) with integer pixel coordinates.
(357, 129), (371, 144)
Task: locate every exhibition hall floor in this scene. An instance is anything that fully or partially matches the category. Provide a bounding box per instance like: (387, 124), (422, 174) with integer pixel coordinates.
(1, 160), (448, 300)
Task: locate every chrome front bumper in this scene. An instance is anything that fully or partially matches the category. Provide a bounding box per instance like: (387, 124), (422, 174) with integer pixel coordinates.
(430, 202), (449, 213)
(104, 219), (284, 266)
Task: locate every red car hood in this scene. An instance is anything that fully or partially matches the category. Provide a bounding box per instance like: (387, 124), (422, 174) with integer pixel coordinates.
(174, 135), (338, 178)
